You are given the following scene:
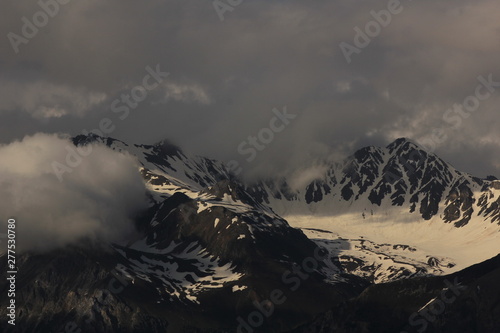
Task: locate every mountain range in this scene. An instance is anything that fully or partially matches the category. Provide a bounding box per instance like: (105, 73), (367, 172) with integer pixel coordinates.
(1, 135), (499, 332)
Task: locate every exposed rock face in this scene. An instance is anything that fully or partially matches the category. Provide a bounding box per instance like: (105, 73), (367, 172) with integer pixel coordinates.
(0, 183), (366, 333)
(74, 135), (500, 229)
(1, 135), (498, 332)
(249, 138), (500, 228)
(0, 248), (171, 333)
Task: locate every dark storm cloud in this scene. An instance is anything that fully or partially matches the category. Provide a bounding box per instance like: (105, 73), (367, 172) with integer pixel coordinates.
(1, 0), (499, 178)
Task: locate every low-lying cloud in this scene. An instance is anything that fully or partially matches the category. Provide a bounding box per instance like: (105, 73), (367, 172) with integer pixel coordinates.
(0, 133), (149, 253)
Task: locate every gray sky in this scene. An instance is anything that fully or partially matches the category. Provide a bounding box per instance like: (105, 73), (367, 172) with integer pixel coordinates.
(1, 0), (500, 178)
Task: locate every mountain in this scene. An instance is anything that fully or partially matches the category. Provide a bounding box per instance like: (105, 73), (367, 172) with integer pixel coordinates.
(246, 138), (500, 282)
(293, 253), (500, 333)
(96, 134), (499, 283)
(249, 137), (499, 227)
(1, 135), (499, 332)
(0, 135), (366, 332)
(0, 188), (365, 332)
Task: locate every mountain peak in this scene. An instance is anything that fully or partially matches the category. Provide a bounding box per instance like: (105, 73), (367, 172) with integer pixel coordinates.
(386, 137), (421, 154)
(72, 133), (125, 148)
(151, 139), (182, 157)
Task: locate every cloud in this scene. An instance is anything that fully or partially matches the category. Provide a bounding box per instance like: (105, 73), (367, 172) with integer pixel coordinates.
(0, 79), (107, 118)
(0, 133), (149, 253)
(161, 81), (212, 105)
(288, 164), (330, 191)
(0, 0), (499, 178)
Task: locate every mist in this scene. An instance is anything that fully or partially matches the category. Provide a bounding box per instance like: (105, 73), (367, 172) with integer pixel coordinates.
(0, 133), (149, 253)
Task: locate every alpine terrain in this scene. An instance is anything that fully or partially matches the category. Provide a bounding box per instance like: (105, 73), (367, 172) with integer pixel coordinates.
(1, 135), (499, 332)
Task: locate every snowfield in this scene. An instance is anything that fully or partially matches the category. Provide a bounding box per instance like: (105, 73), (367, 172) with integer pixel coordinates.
(286, 211), (500, 282)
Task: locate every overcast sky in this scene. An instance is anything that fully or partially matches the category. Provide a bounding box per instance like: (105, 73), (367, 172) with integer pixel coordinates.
(1, 0), (500, 178)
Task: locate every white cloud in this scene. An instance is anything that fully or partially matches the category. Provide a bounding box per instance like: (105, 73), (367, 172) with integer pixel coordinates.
(288, 164), (329, 191)
(0, 133), (148, 253)
(161, 81), (212, 105)
(0, 80), (107, 118)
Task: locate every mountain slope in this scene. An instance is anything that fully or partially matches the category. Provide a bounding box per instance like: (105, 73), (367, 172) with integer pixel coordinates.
(0, 138), (367, 331)
(244, 138), (500, 281)
(1, 135), (498, 332)
(293, 253), (500, 333)
(250, 138), (499, 227)
(76, 135), (500, 281)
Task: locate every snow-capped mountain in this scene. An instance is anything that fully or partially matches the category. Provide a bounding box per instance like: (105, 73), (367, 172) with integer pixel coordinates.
(0, 134), (368, 332)
(244, 138), (500, 282)
(82, 135), (499, 283)
(249, 137), (499, 227)
(2, 135), (499, 332)
(76, 135), (500, 229)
